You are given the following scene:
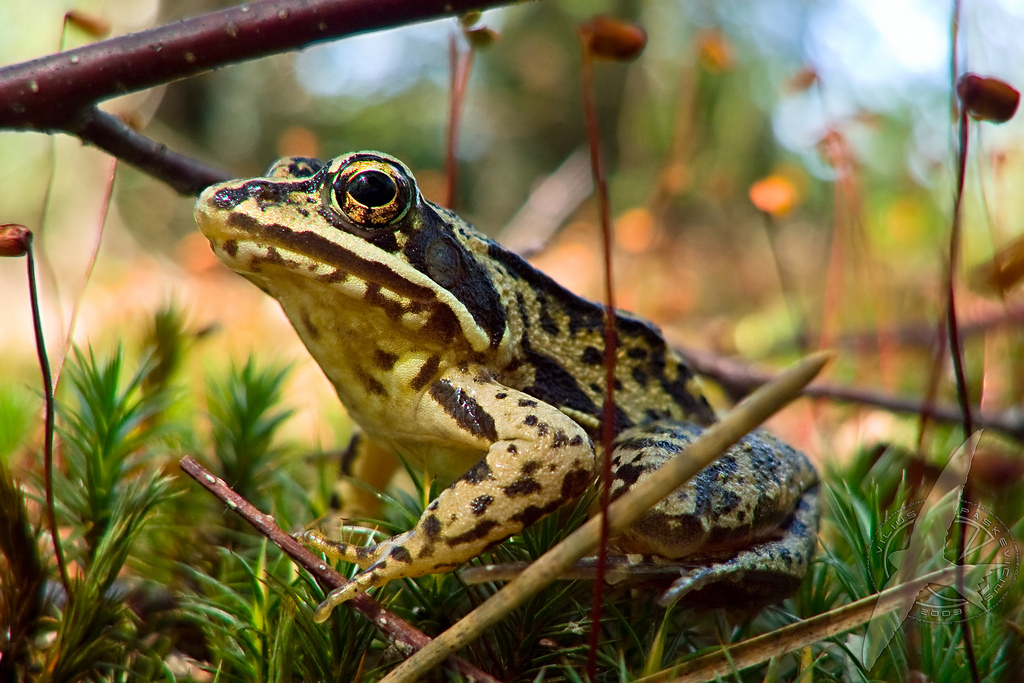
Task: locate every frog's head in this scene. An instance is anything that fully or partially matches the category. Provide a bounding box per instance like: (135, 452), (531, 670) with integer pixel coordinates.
(195, 151), (509, 355)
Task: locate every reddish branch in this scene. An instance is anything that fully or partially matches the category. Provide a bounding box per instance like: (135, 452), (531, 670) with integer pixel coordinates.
(779, 302), (1024, 354)
(678, 347), (1024, 442)
(178, 456), (501, 683)
(0, 0), (517, 194)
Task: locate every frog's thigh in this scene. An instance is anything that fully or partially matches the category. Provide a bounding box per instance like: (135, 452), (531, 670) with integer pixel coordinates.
(609, 421), (820, 606)
(310, 374), (595, 612)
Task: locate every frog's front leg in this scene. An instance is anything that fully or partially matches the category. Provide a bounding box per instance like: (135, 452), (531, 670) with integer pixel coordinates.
(302, 370), (595, 621)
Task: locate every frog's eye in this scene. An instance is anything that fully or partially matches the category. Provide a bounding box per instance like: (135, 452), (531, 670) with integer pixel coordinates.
(346, 170), (397, 207)
(325, 158), (412, 228)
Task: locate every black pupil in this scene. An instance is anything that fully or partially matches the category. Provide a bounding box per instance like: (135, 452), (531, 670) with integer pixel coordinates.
(346, 169), (397, 207)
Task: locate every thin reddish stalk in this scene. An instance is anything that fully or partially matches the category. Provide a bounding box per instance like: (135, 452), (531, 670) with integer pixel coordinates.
(948, 110), (974, 439)
(948, 0), (979, 676)
(445, 34), (459, 208)
(950, 100), (981, 683)
(178, 456), (501, 683)
(758, 212), (806, 350)
(579, 49), (618, 681)
(27, 236), (70, 591)
(444, 34), (474, 209)
(818, 130), (852, 351)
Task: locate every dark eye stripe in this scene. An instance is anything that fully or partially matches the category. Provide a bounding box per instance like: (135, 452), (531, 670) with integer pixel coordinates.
(225, 212), (435, 302)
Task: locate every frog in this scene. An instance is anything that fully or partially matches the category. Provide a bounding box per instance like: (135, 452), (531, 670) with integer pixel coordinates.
(193, 151), (820, 621)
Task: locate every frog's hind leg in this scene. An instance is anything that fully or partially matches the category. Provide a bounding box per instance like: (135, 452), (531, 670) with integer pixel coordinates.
(608, 422), (820, 609)
(334, 432), (399, 518)
(656, 484), (820, 608)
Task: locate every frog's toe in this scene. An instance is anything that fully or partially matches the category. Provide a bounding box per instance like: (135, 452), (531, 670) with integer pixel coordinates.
(313, 579), (368, 622)
(658, 557), (806, 608)
(659, 567), (712, 606)
(312, 552), (413, 622)
(296, 529), (381, 568)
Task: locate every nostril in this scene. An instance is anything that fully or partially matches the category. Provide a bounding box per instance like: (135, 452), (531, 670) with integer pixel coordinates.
(211, 186), (245, 209)
(210, 181), (284, 210)
(252, 183), (275, 200)
(248, 181), (291, 205)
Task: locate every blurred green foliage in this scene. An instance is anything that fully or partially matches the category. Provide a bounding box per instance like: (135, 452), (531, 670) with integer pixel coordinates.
(0, 307), (1018, 678)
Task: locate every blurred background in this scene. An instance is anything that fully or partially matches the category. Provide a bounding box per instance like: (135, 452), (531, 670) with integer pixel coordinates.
(2, 0), (1024, 465)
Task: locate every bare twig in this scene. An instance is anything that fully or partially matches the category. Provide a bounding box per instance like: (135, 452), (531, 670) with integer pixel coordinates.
(178, 456), (501, 683)
(776, 303), (1024, 355)
(677, 346), (1024, 442)
(0, 0), (519, 194)
(76, 110), (230, 195)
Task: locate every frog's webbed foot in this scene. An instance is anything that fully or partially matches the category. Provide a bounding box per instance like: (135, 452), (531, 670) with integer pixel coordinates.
(299, 528), (423, 622)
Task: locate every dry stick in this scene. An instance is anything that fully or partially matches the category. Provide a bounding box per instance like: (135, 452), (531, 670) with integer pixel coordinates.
(778, 303), (1024, 355)
(378, 351), (831, 682)
(178, 456), (501, 683)
(637, 565), (965, 683)
(0, 0), (515, 125)
(498, 147), (592, 256)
